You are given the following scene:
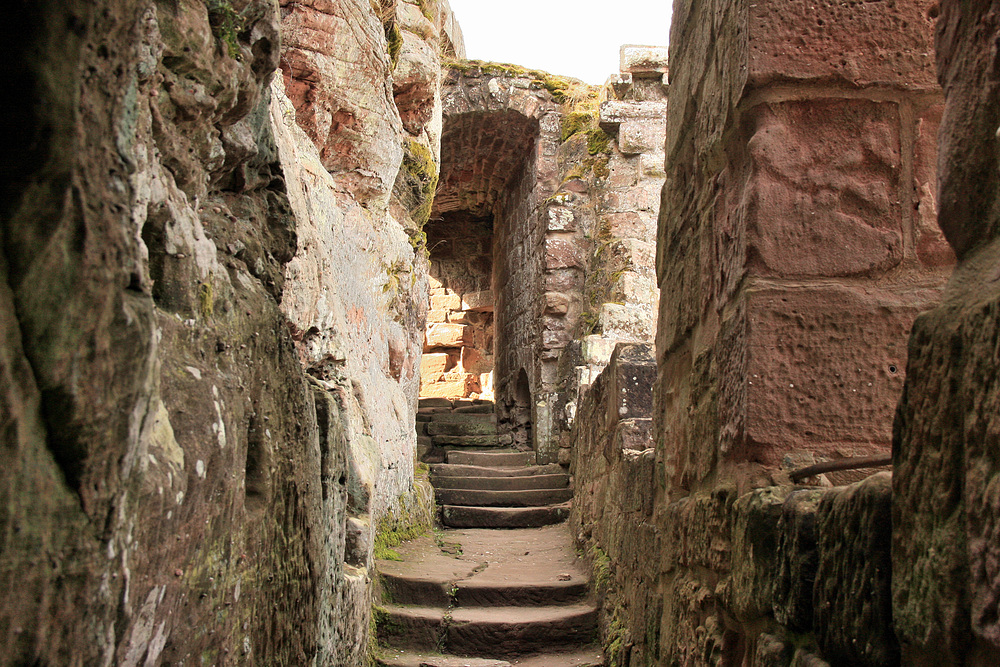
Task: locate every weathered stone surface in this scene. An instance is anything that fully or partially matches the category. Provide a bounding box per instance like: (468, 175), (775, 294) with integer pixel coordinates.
(773, 489), (824, 631)
(728, 487), (792, 620)
(746, 100), (903, 278)
(426, 323), (470, 348)
(892, 8), (1000, 658)
(743, 284), (936, 460)
(280, 0), (404, 203)
(746, 0), (937, 89)
(620, 45), (669, 76)
(815, 473), (897, 666)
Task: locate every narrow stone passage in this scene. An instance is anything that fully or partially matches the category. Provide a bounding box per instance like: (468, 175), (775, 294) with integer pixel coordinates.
(376, 400), (603, 666)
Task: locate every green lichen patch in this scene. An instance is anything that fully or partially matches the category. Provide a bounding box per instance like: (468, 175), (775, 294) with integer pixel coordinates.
(204, 0), (245, 59)
(393, 138), (439, 239)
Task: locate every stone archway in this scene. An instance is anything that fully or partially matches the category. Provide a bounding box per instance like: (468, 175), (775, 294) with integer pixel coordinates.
(418, 64), (565, 455)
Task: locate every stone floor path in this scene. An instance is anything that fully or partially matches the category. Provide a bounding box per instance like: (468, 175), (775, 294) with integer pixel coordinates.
(375, 399), (603, 666)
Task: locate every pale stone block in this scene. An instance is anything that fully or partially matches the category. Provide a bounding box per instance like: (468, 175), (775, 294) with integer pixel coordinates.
(427, 309), (448, 323)
(547, 206), (576, 231)
(620, 44), (669, 76)
(430, 292), (461, 311)
(640, 152), (667, 178)
(582, 335), (617, 366)
(425, 323), (468, 348)
(462, 290), (493, 311)
(420, 352), (450, 376)
(599, 303), (655, 342)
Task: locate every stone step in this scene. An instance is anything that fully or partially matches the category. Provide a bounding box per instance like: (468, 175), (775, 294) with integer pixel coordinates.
(428, 423), (498, 436)
(419, 398), (454, 409)
(453, 403), (496, 414)
(442, 503), (571, 528)
(446, 450), (535, 467)
(429, 413), (497, 424)
(431, 434), (501, 446)
(376, 647), (604, 667)
(431, 463), (565, 478)
(455, 578), (589, 608)
(436, 488), (574, 508)
(380, 563), (588, 609)
(377, 605), (445, 651)
(449, 603), (598, 656)
(431, 474), (569, 491)
(379, 603), (598, 657)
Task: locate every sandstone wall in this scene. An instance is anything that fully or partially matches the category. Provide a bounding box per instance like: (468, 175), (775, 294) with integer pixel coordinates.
(571, 346), (898, 665)
(658, 0), (947, 493)
(892, 1), (1000, 663)
(0, 0), (452, 663)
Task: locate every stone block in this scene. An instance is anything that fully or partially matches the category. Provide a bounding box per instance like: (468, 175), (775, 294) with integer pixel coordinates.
(544, 236), (583, 270)
(461, 290), (493, 311)
(620, 45), (670, 76)
(425, 323), (469, 348)
(582, 335), (617, 366)
(427, 308), (447, 323)
(618, 120), (663, 155)
(913, 103), (954, 269)
(599, 303), (654, 342)
(420, 376), (470, 399)
(745, 99), (903, 278)
(606, 343), (656, 422)
(610, 272), (658, 310)
(606, 418), (654, 464)
(743, 284), (937, 460)
(604, 210), (653, 240)
(728, 487), (792, 620)
(639, 152), (666, 179)
(344, 516), (370, 567)
(773, 489), (824, 631)
(547, 206), (576, 231)
(814, 472), (897, 666)
(420, 352), (451, 376)
(600, 101), (669, 129)
(745, 0), (937, 90)
(430, 293), (462, 311)
(544, 292), (570, 316)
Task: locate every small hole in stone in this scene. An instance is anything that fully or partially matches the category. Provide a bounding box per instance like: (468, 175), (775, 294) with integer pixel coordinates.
(888, 365), (898, 374)
(927, 3), (940, 19)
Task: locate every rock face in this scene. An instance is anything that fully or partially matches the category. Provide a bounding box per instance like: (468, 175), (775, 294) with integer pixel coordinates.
(892, 1), (1000, 664)
(0, 0), (452, 664)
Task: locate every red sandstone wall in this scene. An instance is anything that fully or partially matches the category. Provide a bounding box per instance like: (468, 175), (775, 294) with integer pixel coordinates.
(657, 0), (949, 493)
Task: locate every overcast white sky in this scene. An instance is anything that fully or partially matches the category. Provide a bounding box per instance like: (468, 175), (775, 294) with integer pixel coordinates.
(447, 1), (672, 85)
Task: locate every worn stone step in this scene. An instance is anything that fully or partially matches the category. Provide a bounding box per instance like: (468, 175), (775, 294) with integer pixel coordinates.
(431, 463), (564, 478)
(428, 420), (497, 435)
(452, 403), (496, 414)
(376, 648), (603, 667)
(431, 474), (569, 491)
(432, 434), (501, 446)
(436, 488), (574, 507)
(377, 605), (445, 651)
(448, 603), (598, 656)
(442, 503), (571, 528)
(419, 398), (454, 408)
(455, 578), (589, 608)
(430, 413), (497, 424)
(446, 450), (534, 466)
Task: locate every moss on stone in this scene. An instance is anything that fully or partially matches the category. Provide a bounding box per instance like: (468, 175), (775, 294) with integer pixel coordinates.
(587, 128), (612, 155)
(198, 282), (214, 319)
(204, 0), (244, 59)
(417, 0), (435, 22)
(393, 138), (439, 248)
(386, 22), (403, 68)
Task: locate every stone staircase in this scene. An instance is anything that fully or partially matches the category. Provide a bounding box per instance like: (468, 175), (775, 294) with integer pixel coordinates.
(375, 399), (602, 666)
